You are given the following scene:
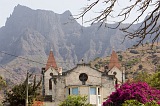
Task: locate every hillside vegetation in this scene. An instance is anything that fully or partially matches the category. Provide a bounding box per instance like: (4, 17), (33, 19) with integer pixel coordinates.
(91, 43), (160, 79)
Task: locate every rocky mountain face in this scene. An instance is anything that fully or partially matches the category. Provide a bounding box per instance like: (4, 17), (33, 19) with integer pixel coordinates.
(0, 5), (148, 83)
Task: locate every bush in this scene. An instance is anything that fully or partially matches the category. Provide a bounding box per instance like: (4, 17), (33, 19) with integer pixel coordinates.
(3, 75), (41, 106)
(59, 95), (91, 106)
(122, 100), (159, 106)
(102, 82), (160, 106)
(130, 50), (139, 54)
(94, 64), (100, 69)
(118, 55), (123, 61)
(122, 100), (143, 106)
(138, 64), (143, 70)
(144, 101), (159, 106)
(125, 58), (139, 68)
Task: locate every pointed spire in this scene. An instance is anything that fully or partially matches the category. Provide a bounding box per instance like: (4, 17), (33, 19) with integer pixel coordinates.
(45, 50), (57, 71)
(108, 50), (121, 70)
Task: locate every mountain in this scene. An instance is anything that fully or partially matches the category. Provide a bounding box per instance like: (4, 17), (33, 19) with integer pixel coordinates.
(0, 5), (151, 83)
(90, 43), (160, 79)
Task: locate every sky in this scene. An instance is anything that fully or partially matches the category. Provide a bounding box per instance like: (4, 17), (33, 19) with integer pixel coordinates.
(0, 0), (155, 27)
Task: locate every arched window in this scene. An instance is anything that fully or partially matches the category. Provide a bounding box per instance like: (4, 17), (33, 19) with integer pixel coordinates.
(49, 79), (52, 90)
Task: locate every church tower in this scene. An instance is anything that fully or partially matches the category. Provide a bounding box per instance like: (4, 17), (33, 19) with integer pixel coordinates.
(107, 50), (125, 84)
(109, 50), (121, 70)
(42, 49), (62, 102)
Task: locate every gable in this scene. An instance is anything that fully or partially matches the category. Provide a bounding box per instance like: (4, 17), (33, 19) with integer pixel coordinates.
(64, 64), (102, 76)
(108, 66), (123, 83)
(64, 64), (102, 86)
(44, 67), (59, 77)
(108, 66), (121, 75)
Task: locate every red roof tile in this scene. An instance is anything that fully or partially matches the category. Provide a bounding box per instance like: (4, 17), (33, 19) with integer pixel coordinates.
(45, 51), (57, 71)
(109, 50), (121, 70)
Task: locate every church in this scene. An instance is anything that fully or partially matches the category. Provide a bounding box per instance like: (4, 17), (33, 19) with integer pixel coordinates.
(41, 50), (125, 106)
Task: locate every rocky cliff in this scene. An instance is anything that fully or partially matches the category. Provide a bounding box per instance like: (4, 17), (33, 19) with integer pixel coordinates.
(0, 5), (146, 83)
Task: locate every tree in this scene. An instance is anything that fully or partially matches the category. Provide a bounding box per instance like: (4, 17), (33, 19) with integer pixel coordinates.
(134, 71), (150, 82)
(102, 82), (160, 106)
(118, 55), (123, 61)
(3, 75), (42, 106)
(138, 64), (143, 70)
(0, 76), (6, 90)
(77, 0), (160, 45)
(147, 72), (160, 89)
(59, 95), (92, 106)
(134, 72), (160, 89)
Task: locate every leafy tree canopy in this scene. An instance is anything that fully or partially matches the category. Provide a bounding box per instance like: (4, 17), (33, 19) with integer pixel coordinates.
(0, 76), (6, 90)
(134, 72), (160, 89)
(59, 95), (92, 106)
(3, 75), (41, 106)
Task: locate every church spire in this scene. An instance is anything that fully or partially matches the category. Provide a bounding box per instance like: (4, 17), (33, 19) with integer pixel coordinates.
(108, 50), (121, 70)
(45, 50), (57, 71)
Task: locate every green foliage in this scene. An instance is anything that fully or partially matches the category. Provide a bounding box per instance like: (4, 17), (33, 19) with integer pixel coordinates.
(125, 58), (139, 68)
(157, 65), (160, 72)
(122, 100), (159, 106)
(0, 76), (6, 90)
(134, 72), (150, 82)
(118, 55), (123, 61)
(122, 100), (144, 106)
(147, 72), (160, 89)
(59, 95), (92, 106)
(138, 64), (143, 70)
(134, 72), (160, 89)
(94, 57), (100, 61)
(145, 41), (149, 45)
(130, 50), (139, 54)
(144, 101), (159, 106)
(3, 75), (42, 106)
(94, 64), (100, 69)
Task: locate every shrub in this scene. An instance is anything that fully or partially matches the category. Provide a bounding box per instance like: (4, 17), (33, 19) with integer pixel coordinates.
(102, 82), (160, 106)
(59, 95), (91, 106)
(122, 100), (160, 106)
(144, 101), (159, 106)
(134, 72), (160, 90)
(130, 50), (139, 54)
(122, 100), (143, 106)
(138, 64), (143, 70)
(94, 64), (100, 69)
(118, 55), (123, 61)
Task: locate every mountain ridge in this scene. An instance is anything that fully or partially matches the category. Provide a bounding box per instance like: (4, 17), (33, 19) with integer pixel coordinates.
(0, 4), (152, 83)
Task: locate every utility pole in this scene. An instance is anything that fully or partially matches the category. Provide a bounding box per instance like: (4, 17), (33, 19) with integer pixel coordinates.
(122, 69), (124, 84)
(26, 71), (29, 106)
(122, 61), (126, 84)
(41, 68), (45, 96)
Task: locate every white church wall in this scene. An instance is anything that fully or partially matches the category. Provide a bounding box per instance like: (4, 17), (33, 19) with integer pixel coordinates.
(108, 66), (123, 83)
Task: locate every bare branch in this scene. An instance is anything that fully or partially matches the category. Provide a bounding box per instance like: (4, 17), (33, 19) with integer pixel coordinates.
(76, 0), (160, 45)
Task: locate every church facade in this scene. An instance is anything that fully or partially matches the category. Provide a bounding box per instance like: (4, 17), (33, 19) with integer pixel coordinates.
(41, 50), (124, 106)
